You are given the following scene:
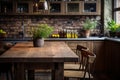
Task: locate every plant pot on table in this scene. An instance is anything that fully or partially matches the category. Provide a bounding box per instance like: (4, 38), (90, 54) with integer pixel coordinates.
(33, 38), (44, 47)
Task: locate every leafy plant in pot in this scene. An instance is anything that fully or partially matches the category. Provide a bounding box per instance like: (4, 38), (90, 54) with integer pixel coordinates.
(32, 24), (54, 47)
(83, 18), (97, 38)
(107, 19), (118, 37)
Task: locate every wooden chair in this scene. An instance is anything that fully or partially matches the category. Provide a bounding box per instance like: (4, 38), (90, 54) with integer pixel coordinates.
(64, 49), (96, 80)
(64, 45), (88, 70)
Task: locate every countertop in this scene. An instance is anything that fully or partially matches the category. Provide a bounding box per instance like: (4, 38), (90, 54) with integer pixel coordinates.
(1, 37), (120, 42)
(105, 37), (120, 42)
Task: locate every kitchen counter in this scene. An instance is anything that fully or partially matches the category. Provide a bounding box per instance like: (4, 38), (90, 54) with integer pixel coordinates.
(0, 37), (105, 41)
(1, 37), (120, 42)
(105, 37), (120, 42)
(46, 37), (106, 41)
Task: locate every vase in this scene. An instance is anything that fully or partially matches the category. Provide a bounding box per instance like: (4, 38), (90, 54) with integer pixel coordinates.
(33, 38), (44, 47)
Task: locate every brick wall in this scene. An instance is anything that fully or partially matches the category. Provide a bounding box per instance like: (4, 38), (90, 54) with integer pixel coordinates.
(0, 15), (101, 38)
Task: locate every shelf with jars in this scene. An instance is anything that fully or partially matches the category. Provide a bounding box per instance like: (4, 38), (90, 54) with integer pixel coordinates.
(51, 27), (80, 38)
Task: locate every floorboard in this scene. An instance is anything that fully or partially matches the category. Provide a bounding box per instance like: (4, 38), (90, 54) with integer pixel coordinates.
(0, 71), (112, 80)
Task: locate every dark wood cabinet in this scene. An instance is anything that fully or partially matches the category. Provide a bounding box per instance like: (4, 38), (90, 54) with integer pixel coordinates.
(93, 41), (105, 73)
(0, 1), (13, 13)
(0, 0), (101, 15)
(104, 40), (120, 79)
(82, 0), (101, 15)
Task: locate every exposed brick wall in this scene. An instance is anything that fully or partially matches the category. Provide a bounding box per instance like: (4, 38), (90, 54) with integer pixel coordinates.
(0, 15), (101, 38)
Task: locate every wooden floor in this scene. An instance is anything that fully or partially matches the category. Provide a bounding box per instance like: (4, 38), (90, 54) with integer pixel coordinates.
(0, 71), (112, 80)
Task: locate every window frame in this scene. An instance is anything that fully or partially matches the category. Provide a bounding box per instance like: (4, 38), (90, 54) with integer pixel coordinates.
(113, 0), (120, 23)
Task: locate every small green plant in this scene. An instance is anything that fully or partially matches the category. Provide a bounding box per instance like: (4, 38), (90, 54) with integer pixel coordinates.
(107, 19), (118, 32)
(83, 18), (98, 30)
(32, 24), (54, 39)
(0, 29), (6, 34)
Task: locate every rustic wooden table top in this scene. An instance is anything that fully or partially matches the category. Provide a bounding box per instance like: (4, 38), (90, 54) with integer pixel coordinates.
(0, 41), (78, 62)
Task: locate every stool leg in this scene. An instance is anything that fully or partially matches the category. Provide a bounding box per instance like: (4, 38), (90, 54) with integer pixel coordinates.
(64, 77), (69, 80)
(10, 70), (13, 80)
(6, 72), (9, 80)
(6, 70), (14, 80)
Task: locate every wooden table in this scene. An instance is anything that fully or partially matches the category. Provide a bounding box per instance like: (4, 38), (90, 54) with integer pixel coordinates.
(0, 41), (78, 80)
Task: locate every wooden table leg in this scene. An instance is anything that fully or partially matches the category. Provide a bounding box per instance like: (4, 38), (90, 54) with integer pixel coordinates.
(52, 62), (64, 80)
(28, 70), (35, 80)
(14, 63), (25, 80)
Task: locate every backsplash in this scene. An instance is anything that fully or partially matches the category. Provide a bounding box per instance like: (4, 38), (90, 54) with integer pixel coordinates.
(0, 15), (101, 39)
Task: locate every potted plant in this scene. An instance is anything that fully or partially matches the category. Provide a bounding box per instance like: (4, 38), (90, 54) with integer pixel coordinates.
(107, 19), (118, 37)
(32, 24), (54, 47)
(83, 18), (97, 38)
(0, 29), (6, 38)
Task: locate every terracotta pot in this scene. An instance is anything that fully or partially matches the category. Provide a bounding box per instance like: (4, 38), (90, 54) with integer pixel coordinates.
(33, 38), (44, 47)
(84, 30), (90, 38)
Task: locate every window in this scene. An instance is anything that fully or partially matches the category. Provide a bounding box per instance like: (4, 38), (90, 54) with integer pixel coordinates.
(114, 11), (120, 23)
(114, 0), (120, 24)
(115, 0), (120, 8)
